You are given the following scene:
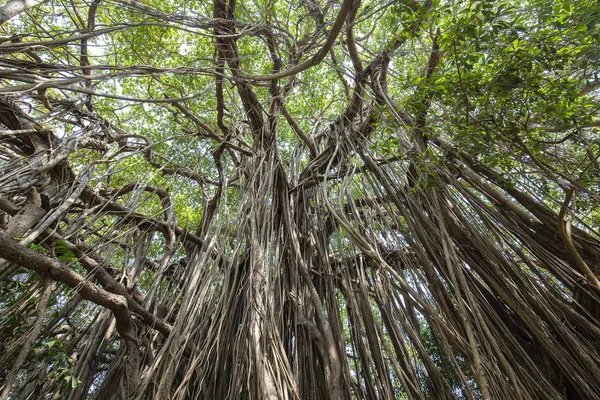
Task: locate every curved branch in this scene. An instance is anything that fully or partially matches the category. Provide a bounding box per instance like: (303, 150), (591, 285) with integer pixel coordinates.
(0, 232), (132, 324)
(557, 189), (600, 289)
(0, 0), (47, 25)
(236, 0), (358, 81)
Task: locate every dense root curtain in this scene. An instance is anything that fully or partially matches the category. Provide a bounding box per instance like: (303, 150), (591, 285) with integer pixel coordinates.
(0, 0), (599, 399)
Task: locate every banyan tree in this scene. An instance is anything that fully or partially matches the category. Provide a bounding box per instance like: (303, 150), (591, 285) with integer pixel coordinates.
(0, 0), (599, 398)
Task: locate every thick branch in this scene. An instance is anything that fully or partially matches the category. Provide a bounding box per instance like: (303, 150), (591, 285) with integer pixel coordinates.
(236, 0), (358, 81)
(0, 0), (47, 25)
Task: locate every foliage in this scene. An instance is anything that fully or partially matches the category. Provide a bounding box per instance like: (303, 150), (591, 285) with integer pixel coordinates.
(0, 0), (598, 399)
